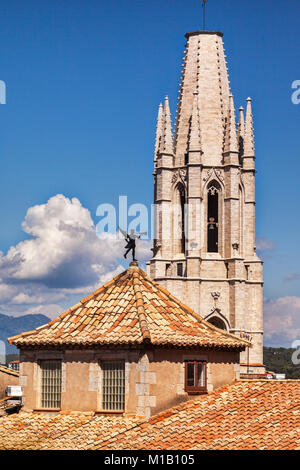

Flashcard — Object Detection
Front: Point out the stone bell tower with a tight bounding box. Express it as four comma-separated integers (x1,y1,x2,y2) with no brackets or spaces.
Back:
147,31,264,374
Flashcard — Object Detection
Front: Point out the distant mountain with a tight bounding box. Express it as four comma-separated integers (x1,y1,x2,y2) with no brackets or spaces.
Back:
0,313,51,355
263,347,300,379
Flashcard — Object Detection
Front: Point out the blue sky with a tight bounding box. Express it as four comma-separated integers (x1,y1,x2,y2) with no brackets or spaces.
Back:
0,0,300,347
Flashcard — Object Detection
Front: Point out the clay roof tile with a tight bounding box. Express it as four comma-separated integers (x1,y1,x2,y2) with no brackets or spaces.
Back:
9,263,249,350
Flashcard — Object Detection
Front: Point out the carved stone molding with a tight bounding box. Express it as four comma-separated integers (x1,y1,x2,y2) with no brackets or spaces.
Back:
211,291,221,301
172,169,187,186
211,291,221,308
207,184,220,195
232,242,239,254
203,167,224,184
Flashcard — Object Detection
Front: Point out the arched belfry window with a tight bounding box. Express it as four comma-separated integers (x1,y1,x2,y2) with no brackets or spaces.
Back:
238,136,244,166
173,182,186,255
178,183,186,254
207,181,220,253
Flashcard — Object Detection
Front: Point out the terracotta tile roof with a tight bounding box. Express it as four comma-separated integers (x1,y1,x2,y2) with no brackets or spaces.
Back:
8,263,249,351
0,365,19,378
103,380,300,451
0,381,299,450
0,412,140,450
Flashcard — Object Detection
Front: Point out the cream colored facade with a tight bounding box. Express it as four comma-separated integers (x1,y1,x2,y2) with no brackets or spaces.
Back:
19,348,239,417
147,31,264,373
0,366,19,399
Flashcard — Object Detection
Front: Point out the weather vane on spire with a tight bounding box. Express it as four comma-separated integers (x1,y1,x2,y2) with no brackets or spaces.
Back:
119,227,147,262
202,0,207,31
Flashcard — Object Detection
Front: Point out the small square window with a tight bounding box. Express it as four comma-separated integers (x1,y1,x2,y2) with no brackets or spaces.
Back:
185,361,207,394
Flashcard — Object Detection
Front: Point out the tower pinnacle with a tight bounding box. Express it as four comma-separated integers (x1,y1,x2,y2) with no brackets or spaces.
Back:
175,30,230,166
224,94,238,154
189,91,202,152
238,106,245,140
159,96,174,155
244,97,255,157
154,102,164,161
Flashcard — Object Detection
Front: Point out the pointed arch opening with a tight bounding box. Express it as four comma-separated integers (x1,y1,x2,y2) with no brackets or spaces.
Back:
238,136,244,166
207,181,221,253
207,316,227,331
239,184,244,257
205,310,230,332
175,183,186,253
172,182,186,255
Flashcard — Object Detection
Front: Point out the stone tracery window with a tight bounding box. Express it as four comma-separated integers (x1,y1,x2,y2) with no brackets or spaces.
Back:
173,182,186,255
207,181,220,253
178,184,186,254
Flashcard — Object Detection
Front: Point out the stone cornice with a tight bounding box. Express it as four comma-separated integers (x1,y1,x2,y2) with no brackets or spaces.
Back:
185,31,224,38
154,276,263,285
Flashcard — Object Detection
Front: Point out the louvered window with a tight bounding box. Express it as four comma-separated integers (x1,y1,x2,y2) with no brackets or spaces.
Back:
40,361,62,409
101,361,125,411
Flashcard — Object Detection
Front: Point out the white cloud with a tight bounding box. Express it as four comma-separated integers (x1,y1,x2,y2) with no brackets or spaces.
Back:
284,273,300,282
0,283,17,302
11,293,35,304
24,304,65,320
0,194,152,320
256,237,276,253
264,296,300,347
0,194,126,288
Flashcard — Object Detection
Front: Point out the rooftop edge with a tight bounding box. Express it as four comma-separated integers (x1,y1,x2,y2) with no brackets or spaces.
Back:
185,30,224,39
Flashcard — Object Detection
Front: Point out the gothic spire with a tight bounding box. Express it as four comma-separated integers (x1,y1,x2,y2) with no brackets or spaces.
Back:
159,96,174,155
188,91,202,152
174,31,230,166
224,94,238,154
244,97,255,157
154,102,164,160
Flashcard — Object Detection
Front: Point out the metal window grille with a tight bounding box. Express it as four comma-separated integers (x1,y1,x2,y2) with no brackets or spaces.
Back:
102,361,125,411
41,361,62,409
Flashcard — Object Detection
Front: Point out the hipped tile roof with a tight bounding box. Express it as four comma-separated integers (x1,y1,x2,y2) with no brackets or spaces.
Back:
8,263,249,351
1,380,299,450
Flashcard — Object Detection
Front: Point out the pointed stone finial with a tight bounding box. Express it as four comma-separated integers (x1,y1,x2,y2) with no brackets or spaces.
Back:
244,97,255,156
154,102,164,160
159,96,174,155
237,106,245,159
189,91,202,152
238,106,245,140
224,94,238,153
